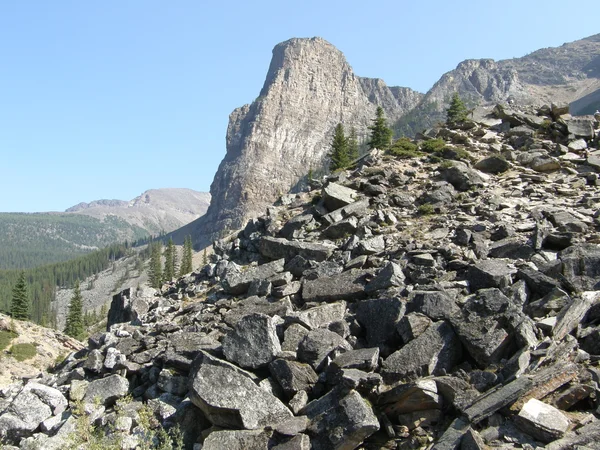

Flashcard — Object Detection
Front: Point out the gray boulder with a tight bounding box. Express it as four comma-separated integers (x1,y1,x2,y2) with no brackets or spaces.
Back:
269,359,318,398
303,389,379,450
297,329,352,371
223,313,281,369
474,156,509,174
467,260,516,291
559,244,600,291
290,302,346,330
382,321,462,383
260,237,336,262
107,287,153,330
322,183,358,211
355,297,405,348
222,259,285,295
515,398,569,443
439,161,486,191
202,429,272,450
407,290,460,321
83,374,129,406
189,352,292,429
364,262,405,292
302,269,371,303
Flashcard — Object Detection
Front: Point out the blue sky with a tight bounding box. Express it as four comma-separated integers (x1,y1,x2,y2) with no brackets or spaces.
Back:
0,1,597,212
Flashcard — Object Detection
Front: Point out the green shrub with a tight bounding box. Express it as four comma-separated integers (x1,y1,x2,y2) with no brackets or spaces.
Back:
9,342,37,361
436,146,472,162
438,160,455,170
417,203,435,215
420,138,445,153
0,329,17,351
388,137,422,159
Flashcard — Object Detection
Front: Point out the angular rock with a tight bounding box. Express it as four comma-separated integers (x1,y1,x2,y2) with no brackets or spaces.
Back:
260,237,336,263
382,321,462,383
407,290,459,321
517,266,561,296
331,348,379,372
379,379,442,417
397,312,432,343
322,217,358,239
559,244,600,291
303,389,379,450
467,260,515,292
364,261,405,292
223,313,281,369
291,301,346,330
189,352,292,429
280,214,315,240
282,323,310,352
302,269,371,303
202,429,272,450
83,374,129,406
439,161,486,191
222,259,285,295
430,418,469,450
474,156,509,174
464,376,533,423
515,398,569,443
322,183,358,211
106,286,153,329
355,297,405,347
269,359,318,398
297,328,352,371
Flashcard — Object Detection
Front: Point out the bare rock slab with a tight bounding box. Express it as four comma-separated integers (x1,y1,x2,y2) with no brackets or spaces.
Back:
515,398,569,443
303,389,379,450
322,183,358,211
260,237,336,263
189,352,292,429
302,269,371,303
382,321,462,384
83,374,129,407
202,429,272,450
223,313,281,369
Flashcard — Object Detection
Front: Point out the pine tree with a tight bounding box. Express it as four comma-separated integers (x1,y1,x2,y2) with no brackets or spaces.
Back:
347,126,359,162
163,238,177,281
148,241,163,288
64,280,84,339
11,272,29,320
329,123,349,171
179,236,194,276
368,107,393,150
446,93,469,124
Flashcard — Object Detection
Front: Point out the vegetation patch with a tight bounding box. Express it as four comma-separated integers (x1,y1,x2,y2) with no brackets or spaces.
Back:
420,138,446,153
9,342,37,361
0,329,18,351
417,203,435,216
388,137,423,159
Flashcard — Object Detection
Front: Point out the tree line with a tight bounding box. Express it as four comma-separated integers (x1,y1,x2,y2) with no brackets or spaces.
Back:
147,236,193,289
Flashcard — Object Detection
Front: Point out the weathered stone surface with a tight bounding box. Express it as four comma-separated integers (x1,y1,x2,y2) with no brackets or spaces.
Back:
439,161,486,191
407,290,459,321
397,312,432,343
260,237,336,262
382,321,462,383
269,359,318,398
515,398,569,443
364,261,405,292
223,259,285,295
157,369,188,396
280,214,315,239
0,387,57,440
322,183,358,211
430,418,469,450
223,313,281,369
355,297,405,347
464,376,533,423
474,155,510,174
189,352,292,429
379,379,442,417
290,301,346,330
202,429,272,450
331,348,379,372
322,217,358,239
302,269,370,303
559,244,600,291
303,389,379,450
297,328,352,371
83,374,129,406
467,260,515,291
106,287,153,329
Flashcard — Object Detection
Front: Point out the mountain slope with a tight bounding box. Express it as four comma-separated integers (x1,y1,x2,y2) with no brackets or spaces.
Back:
395,33,600,135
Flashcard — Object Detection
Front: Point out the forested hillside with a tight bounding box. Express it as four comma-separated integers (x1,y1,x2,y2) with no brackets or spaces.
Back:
0,242,149,325
0,213,148,270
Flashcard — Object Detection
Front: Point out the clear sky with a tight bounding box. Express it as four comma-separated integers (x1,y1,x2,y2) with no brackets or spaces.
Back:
0,1,597,212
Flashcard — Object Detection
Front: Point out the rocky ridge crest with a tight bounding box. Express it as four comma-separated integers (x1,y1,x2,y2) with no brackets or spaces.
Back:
2,103,600,449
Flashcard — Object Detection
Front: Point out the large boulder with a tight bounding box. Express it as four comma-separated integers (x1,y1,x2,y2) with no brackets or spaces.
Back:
189,352,292,429
260,237,336,262
303,389,379,450
297,329,352,371
83,374,129,406
559,244,600,291
439,161,486,191
302,269,371,303
106,287,154,330
382,321,462,383
322,183,358,211
222,259,285,295
355,297,405,348
223,313,281,369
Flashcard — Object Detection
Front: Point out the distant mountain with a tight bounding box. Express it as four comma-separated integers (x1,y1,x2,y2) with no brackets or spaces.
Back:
65,188,211,237
0,188,210,270
394,33,600,135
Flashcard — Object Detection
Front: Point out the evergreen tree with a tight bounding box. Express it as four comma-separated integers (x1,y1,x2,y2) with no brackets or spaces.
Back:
148,241,163,288
179,236,194,276
10,271,29,320
347,126,359,162
202,248,208,266
163,238,177,281
329,123,349,171
64,280,84,339
446,93,469,124
368,107,393,150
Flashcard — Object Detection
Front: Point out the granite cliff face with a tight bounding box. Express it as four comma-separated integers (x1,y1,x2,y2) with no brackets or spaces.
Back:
182,37,421,246
397,33,600,134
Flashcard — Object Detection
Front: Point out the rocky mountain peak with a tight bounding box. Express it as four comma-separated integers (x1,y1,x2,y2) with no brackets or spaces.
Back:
184,37,421,247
